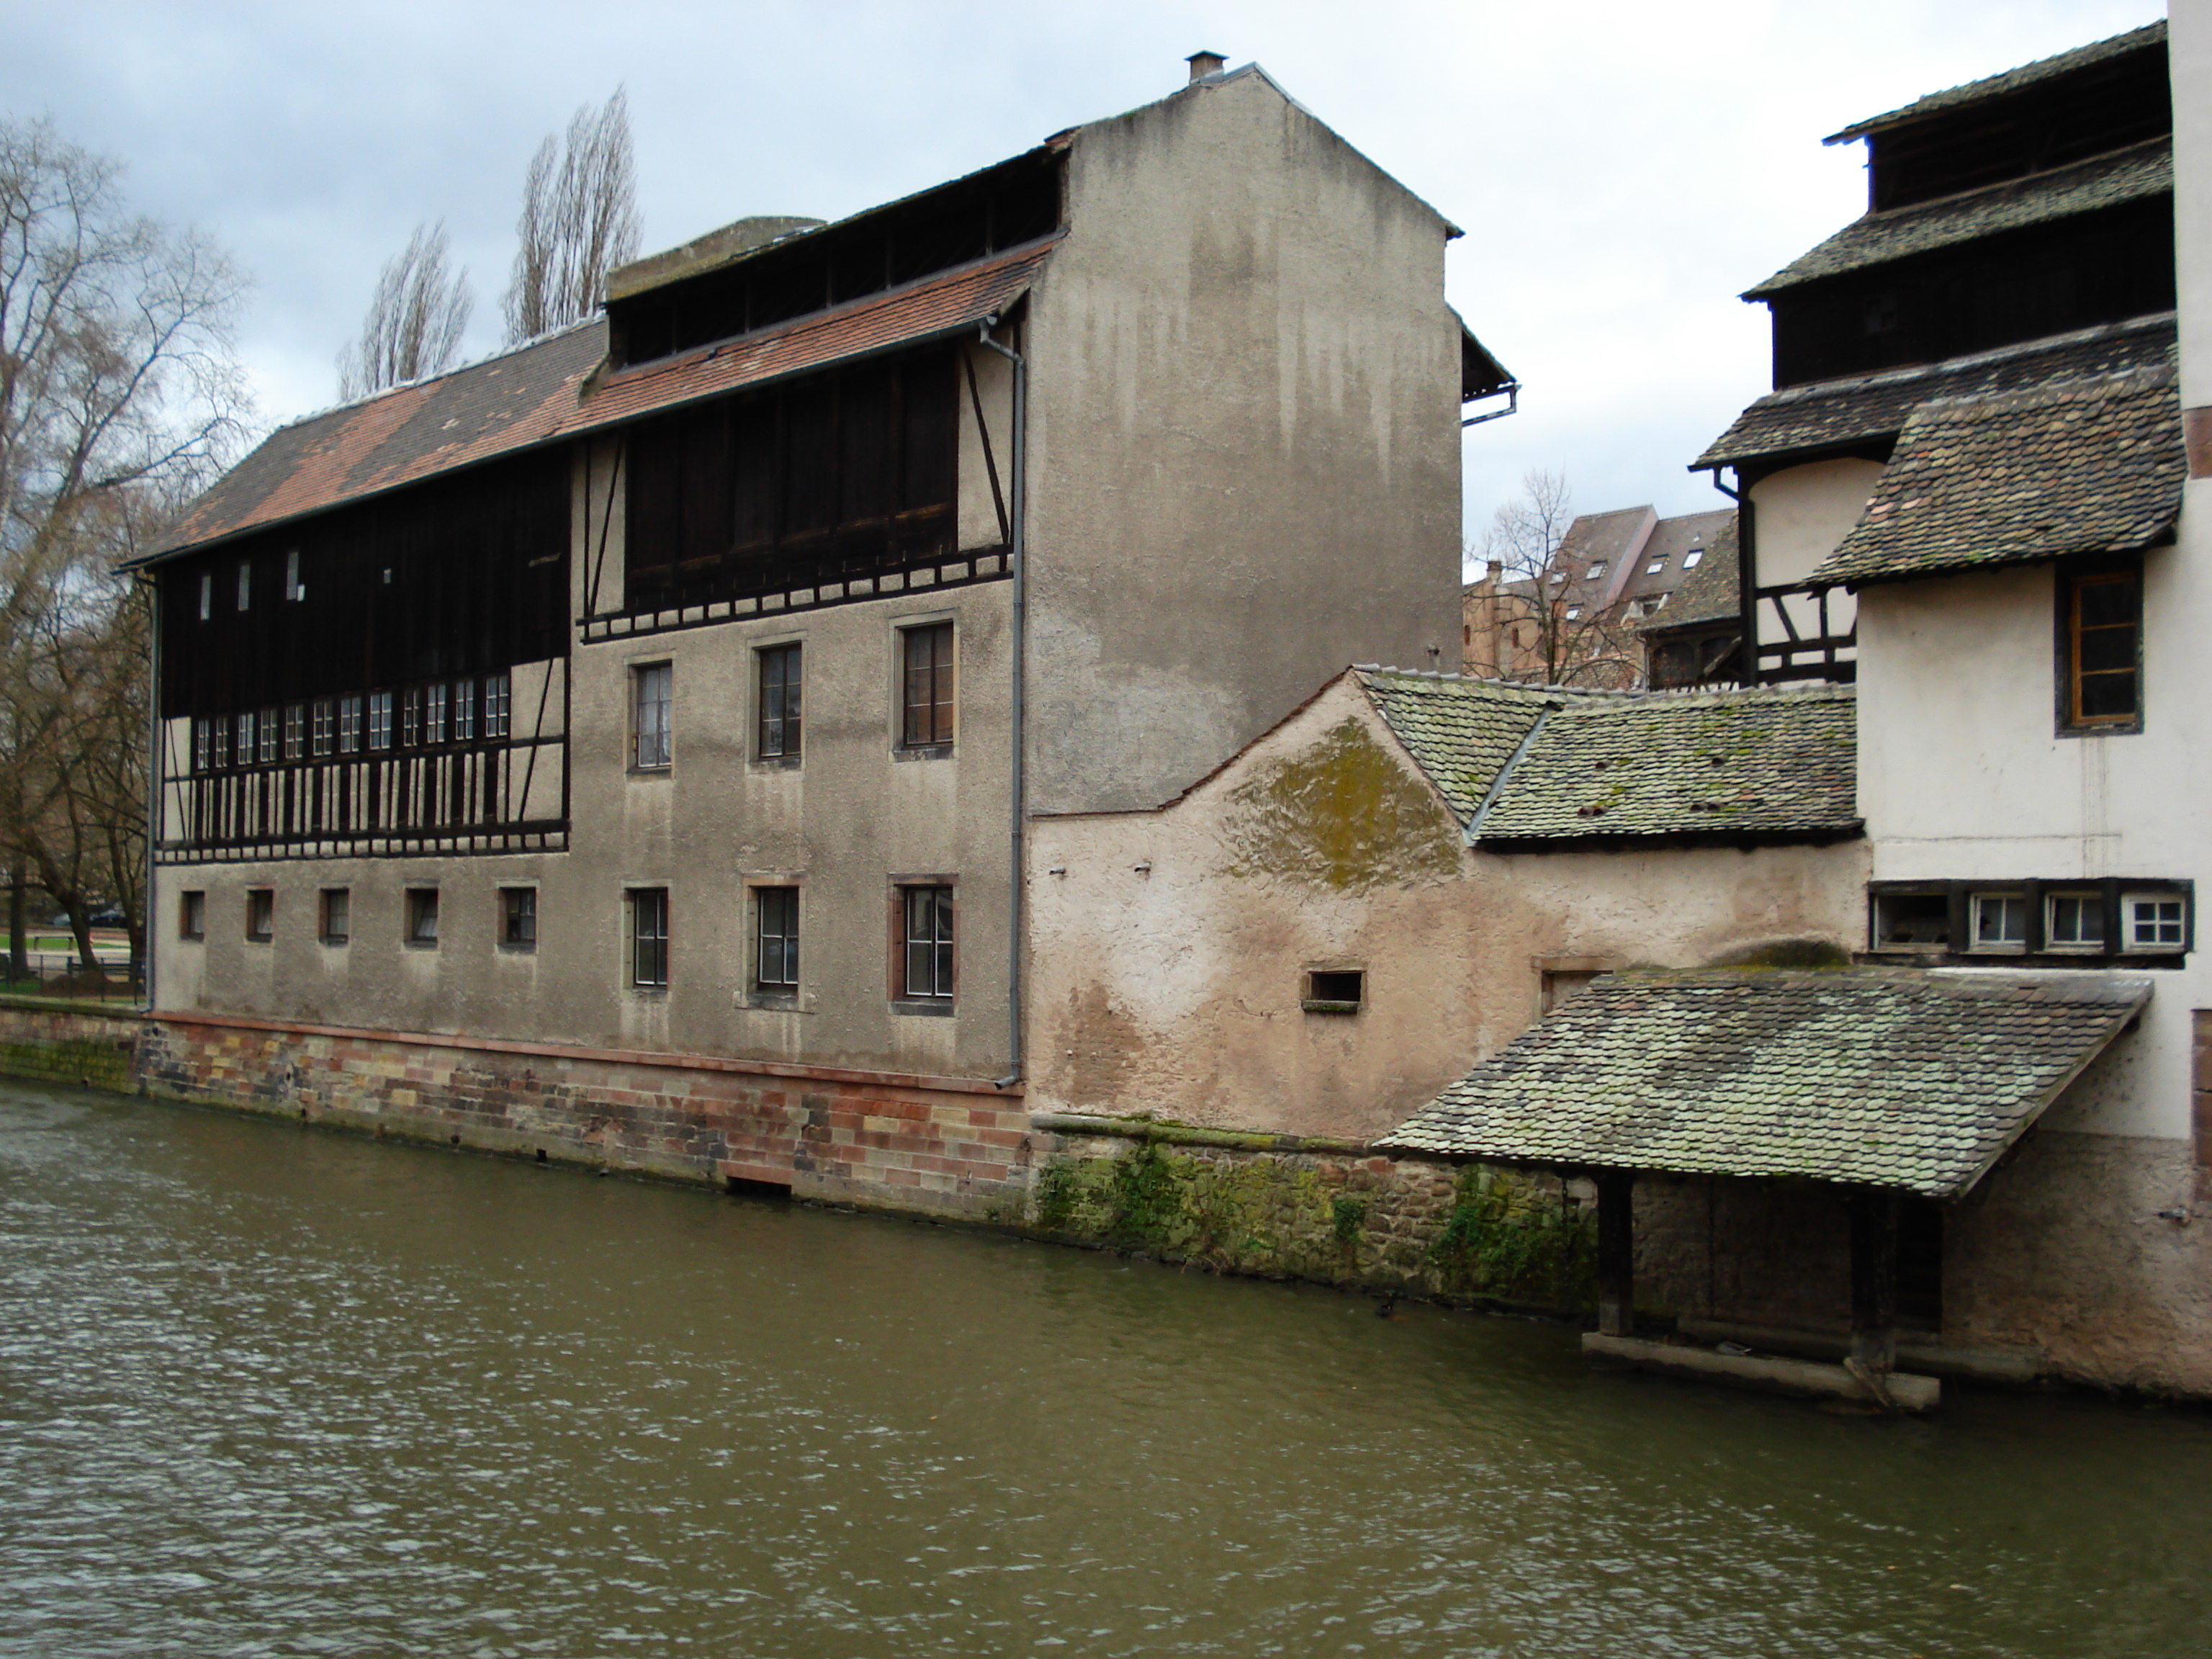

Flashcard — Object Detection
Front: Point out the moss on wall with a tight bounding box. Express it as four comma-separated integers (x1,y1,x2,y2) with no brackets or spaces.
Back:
1028,1134,1593,1311
1225,717,1458,893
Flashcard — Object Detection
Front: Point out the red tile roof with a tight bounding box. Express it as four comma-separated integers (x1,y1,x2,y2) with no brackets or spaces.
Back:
145,238,1056,562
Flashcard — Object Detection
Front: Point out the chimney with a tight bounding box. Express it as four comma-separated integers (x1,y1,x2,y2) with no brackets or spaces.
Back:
1186,50,1226,82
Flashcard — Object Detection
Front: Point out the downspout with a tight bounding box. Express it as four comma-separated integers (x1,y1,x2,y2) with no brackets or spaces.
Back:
976,317,1028,1088
141,573,160,1014
1707,465,1754,686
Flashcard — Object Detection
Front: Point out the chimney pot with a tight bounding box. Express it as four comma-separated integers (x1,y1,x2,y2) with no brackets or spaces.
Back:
1186,50,1226,82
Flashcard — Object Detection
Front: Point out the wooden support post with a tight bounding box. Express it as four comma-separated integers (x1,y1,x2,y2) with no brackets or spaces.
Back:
1848,1189,1901,1373
1595,1169,1636,1337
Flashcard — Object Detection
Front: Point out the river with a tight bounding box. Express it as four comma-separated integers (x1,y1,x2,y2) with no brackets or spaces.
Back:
1,1079,2206,1657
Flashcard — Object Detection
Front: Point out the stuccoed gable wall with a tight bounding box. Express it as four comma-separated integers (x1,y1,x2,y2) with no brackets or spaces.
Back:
1026,675,1869,1141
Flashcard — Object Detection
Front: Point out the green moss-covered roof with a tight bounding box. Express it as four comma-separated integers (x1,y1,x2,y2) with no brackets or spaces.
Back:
1694,313,2174,470
1745,140,2169,300
1352,671,1856,848
1825,22,2166,144
1475,685,1855,845
1352,670,1553,822
1377,969,2151,1196
1812,366,2181,588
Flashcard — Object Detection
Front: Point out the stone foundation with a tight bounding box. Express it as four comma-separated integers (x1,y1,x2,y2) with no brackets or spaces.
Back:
135,1012,1038,1218
0,998,143,1092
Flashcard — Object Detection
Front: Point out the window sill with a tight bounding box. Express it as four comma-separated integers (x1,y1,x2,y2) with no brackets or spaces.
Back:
890,998,956,1017
745,990,803,1011
1301,999,1362,1015
894,746,954,763
320,938,349,948
498,943,537,955
628,765,673,779
404,940,440,951
752,754,801,771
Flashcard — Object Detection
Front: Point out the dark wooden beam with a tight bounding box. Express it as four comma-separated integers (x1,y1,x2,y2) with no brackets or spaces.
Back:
1848,1189,1902,1372
1595,1169,1636,1338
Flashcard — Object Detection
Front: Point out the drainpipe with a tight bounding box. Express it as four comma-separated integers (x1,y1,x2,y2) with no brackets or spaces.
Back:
976,317,1028,1088
1707,466,1754,687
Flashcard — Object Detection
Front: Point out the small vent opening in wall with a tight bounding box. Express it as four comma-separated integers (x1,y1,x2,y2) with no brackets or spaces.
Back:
726,1174,794,1202
1303,969,1364,1013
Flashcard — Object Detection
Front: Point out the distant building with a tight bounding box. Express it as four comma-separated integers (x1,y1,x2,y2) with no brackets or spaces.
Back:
1462,504,1734,687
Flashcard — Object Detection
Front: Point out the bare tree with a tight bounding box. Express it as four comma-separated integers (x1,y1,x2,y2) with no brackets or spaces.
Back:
336,220,472,400
0,116,248,978
503,86,642,345
1462,470,1640,688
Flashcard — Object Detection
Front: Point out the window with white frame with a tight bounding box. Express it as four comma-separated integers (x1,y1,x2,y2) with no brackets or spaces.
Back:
2046,891,2104,950
1970,892,2027,952
632,663,672,768
2126,893,2188,951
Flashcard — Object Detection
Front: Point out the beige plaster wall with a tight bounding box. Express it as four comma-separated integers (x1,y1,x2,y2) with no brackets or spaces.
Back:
1022,69,1465,815
2174,0,2212,411
1026,675,1869,1139
1748,459,1875,651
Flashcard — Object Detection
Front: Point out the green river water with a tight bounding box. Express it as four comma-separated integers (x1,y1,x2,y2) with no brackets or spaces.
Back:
1,1080,2207,1657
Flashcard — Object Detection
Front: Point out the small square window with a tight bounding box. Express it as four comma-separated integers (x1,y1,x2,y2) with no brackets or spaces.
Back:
246,889,274,942
1645,557,1667,575
1873,892,1949,950
320,889,350,945
758,643,802,760
405,888,439,945
630,888,669,988
1547,570,1567,585
2125,893,2187,952
1970,893,2026,952
632,663,671,768
1565,605,1583,621
500,886,537,950
1303,968,1364,1013
901,624,955,750
1683,547,1704,569
1586,561,1608,580
898,885,954,1000
2046,892,2104,951
756,886,799,989
179,890,206,940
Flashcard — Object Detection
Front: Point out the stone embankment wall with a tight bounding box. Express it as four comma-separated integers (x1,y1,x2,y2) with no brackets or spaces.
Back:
0,999,142,1092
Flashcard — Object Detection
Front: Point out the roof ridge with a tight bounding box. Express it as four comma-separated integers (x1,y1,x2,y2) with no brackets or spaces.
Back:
267,317,605,436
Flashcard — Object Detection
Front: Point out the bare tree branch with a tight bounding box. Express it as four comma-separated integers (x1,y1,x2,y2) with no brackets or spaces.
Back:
0,114,247,976
336,220,472,400
1462,469,1642,690
502,86,642,344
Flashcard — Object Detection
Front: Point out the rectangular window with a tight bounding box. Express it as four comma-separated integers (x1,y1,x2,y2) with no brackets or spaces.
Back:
899,885,954,1000
284,549,303,601
338,695,363,755
258,708,279,765
901,624,954,749
402,687,423,748
284,703,306,760
197,573,212,621
1872,891,1950,950
405,887,439,945
485,672,511,739
758,643,802,759
319,888,349,945
234,711,255,763
1303,968,1365,1013
426,682,449,746
368,691,393,751
1683,547,1705,568
454,678,477,741
632,663,672,768
2063,564,2141,730
756,886,799,989
179,890,205,940
1970,892,2027,952
192,718,213,774
236,562,251,611
2046,891,2105,950
2126,893,2188,951
500,886,537,950
630,888,669,988
312,700,335,757
1645,557,1667,575
1586,561,1607,580
246,888,274,942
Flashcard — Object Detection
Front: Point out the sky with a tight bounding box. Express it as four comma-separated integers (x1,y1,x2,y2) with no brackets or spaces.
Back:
1,0,2164,552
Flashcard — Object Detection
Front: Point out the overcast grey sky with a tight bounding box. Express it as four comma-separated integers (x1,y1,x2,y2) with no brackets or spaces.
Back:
1,0,2163,544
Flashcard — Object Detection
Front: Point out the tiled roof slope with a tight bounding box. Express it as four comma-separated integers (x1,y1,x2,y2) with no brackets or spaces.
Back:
1353,672,1856,845
1826,22,2167,143
1694,312,2175,469
1476,684,1855,843
1637,513,1739,630
1813,367,2182,588
1745,140,2170,299
1377,969,2151,1197
1353,670,1552,822
145,242,1053,561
